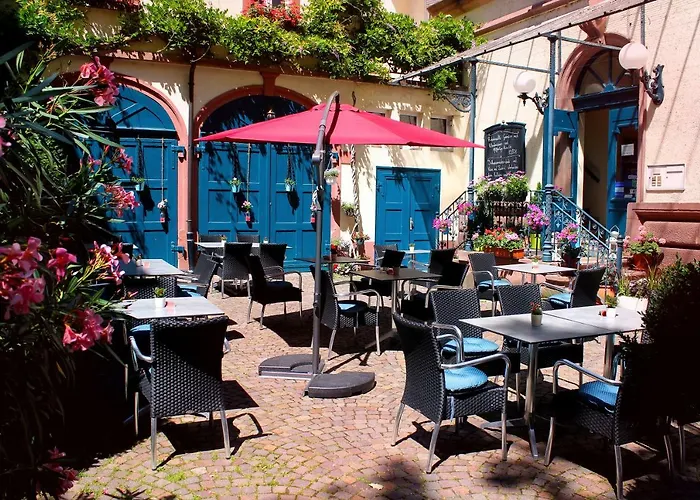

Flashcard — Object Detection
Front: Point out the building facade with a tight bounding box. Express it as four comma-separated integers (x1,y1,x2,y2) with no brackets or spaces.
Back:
426,0,700,262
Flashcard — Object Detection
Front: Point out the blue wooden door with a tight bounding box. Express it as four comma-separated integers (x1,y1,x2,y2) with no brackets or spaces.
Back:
91,86,179,263
198,96,326,270
376,167,441,264
607,105,638,234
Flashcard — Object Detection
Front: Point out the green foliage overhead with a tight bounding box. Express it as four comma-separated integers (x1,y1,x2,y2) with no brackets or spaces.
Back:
10,0,481,97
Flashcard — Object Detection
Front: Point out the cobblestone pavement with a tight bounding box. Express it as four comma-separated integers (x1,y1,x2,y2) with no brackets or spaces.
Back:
69,274,700,499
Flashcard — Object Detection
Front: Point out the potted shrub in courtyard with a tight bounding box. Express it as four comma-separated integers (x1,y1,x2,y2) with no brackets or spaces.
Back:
555,223,582,270
154,287,166,308
352,231,369,247
523,204,549,251
531,301,543,326
284,178,295,192
504,171,529,202
531,256,540,268
624,225,664,271
432,216,452,234
229,177,242,193
341,202,355,217
604,294,618,319
324,167,339,185
241,200,253,222
131,176,146,192
473,228,524,260
330,238,340,255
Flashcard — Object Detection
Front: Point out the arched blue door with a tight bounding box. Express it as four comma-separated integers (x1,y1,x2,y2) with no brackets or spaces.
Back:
97,87,180,263
198,95,327,270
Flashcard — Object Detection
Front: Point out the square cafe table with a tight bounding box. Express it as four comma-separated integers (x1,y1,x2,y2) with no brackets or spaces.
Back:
120,258,185,277
493,263,576,284
543,305,645,378
116,296,225,320
461,313,608,458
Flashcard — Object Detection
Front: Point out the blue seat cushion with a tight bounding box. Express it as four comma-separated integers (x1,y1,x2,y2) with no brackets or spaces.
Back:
548,292,572,308
477,278,511,292
338,300,368,316
444,366,488,392
180,289,203,298
130,324,151,335
443,337,499,356
578,381,619,413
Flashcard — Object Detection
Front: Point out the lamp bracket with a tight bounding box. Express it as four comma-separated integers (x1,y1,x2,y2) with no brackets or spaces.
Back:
518,88,549,115
642,64,664,105
443,89,473,112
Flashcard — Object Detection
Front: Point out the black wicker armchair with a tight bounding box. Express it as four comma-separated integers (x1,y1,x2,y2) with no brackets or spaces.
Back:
399,262,468,322
545,356,674,499
237,233,260,244
246,254,302,328
178,255,218,298
259,243,287,277
352,248,406,302
543,266,606,309
392,314,510,473
311,266,383,358
198,233,224,258
219,242,253,298
129,316,231,470
468,252,512,316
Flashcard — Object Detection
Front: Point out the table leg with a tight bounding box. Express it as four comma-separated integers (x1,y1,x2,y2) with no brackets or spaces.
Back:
524,343,540,458
603,333,616,378
390,280,398,328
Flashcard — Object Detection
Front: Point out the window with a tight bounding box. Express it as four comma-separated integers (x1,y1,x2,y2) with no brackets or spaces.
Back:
368,110,386,118
399,114,418,126
430,117,448,135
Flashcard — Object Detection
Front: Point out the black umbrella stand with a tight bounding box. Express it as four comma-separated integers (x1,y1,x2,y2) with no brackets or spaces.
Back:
257,91,375,398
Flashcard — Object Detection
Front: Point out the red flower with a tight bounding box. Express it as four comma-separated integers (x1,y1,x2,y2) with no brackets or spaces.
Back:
79,56,119,107
48,247,77,282
63,308,113,351
104,183,140,216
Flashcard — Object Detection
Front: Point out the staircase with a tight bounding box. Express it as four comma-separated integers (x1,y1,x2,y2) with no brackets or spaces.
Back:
436,191,468,249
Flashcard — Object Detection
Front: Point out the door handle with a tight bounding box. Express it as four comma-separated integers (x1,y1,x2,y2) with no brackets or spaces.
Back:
409,217,414,230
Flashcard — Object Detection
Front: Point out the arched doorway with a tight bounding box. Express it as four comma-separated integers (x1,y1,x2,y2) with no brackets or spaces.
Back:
198,94,324,269
575,50,639,233
92,85,180,263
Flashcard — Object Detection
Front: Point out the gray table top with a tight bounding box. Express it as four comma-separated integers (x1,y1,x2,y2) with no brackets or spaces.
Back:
115,296,225,320
298,256,369,264
543,305,644,333
400,249,432,255
461,313,609,344
350,268,441,282
494,263,577,275
121,258,184,277
197,242,291,249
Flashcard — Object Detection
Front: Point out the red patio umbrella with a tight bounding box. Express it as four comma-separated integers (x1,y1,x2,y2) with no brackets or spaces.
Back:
196,93,481,397
197,102,483,149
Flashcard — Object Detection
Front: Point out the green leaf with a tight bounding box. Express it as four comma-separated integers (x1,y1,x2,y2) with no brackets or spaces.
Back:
0,43,34,67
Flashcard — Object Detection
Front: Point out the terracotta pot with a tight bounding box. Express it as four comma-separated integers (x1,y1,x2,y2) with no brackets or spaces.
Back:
510,249,525,260
632,253,657,271
597,285,616,305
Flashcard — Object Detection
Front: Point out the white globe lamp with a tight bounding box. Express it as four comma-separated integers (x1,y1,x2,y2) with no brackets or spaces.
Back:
619,42,648,70
513,71,537,95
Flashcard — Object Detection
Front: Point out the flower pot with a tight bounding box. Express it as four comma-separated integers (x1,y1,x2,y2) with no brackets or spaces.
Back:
310,215,316,224
617,295,648,313
325,177,337,185
285,184,293,192
597,285,616,304
408,245,415,252
529,234,541,251
135,259,143,267
531,261,539,269
510,249,525,260
245,213,251,222
355,239,364,246
606,307,617,320
632,253,657,271
231,185,240,193
531,313,543,327
154,297,166,309
135,183,145,192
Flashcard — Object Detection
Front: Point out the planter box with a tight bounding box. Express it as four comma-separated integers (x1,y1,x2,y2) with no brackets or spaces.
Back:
617,295,648,313
484,247,525,264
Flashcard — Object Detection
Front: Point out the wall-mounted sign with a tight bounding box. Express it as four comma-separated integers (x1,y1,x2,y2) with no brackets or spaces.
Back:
621,143,635,156
483,122,526,179
646,164,685,191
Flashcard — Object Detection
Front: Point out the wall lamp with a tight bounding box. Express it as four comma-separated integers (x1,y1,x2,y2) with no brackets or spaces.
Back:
266,108,276,120
618,42,664,105
513,71,548,115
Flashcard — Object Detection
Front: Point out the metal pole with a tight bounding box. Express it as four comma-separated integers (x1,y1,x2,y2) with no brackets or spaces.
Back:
542,36,557,262
468,59,477,203
310,92,340,375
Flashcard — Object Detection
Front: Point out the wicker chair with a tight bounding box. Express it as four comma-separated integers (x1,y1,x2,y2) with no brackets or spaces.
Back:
311,266,383,357
399,262,468,322
129,316,231,470
392,313,510,473
246,255,302,328
496,284,584,400
219,242,253,298
543,266,606,309
259,243,287,277
237,233,260,244
178,255,219,298
545,355,674,499
124,276,179,300
409,248,456,274
468,252,512,316
198,234,224,258
352,248,406,302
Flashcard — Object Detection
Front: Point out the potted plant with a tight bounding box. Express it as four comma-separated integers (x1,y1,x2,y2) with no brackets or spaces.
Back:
457,200,475,217
330,238,340,255
241,200,253,222
624,225,665,271
229,177,242,193
157,199,168,223
324,167,339,185
531,301,543,326
220,234,227,242
555,223,582,270
472,228,524,260
408,242,415,252
523,204,549,251
352,231,369,246
432,217,452,234
131,176,146,192
598,263,618,304
134,254,144,267
154,287,166,309
531,256,540,269
284,178,295,192
604,294,618,319
310,203,317,224
504,171,529,203
341,202,356,217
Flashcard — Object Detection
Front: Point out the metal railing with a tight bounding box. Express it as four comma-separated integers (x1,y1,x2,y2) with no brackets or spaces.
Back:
436,191,468,249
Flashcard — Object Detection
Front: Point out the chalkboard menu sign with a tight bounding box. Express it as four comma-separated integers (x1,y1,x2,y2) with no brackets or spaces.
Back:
484,122,526,179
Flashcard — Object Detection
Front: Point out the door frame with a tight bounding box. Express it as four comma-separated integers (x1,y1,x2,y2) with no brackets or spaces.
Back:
607,105,639,233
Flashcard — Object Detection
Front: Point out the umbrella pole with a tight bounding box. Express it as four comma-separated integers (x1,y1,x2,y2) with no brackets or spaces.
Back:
311,91,340,375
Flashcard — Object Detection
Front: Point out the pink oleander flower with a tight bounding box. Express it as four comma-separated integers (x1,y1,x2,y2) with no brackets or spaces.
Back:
0,237,43,277
47,247,77,282
42,448,78,497
104,184,140,216
63,307,113,351
457,201,475,216
0,115,5,129
5,277,46,318
115,148,133,175
658,238,666,245
90,242,125,284
79,56,119,106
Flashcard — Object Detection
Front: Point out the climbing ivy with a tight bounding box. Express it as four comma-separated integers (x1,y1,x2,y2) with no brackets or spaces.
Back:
9,0,482,98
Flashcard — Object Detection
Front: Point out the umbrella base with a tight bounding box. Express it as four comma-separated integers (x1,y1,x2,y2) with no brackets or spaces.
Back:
258,354,322,380
305,372,375,399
